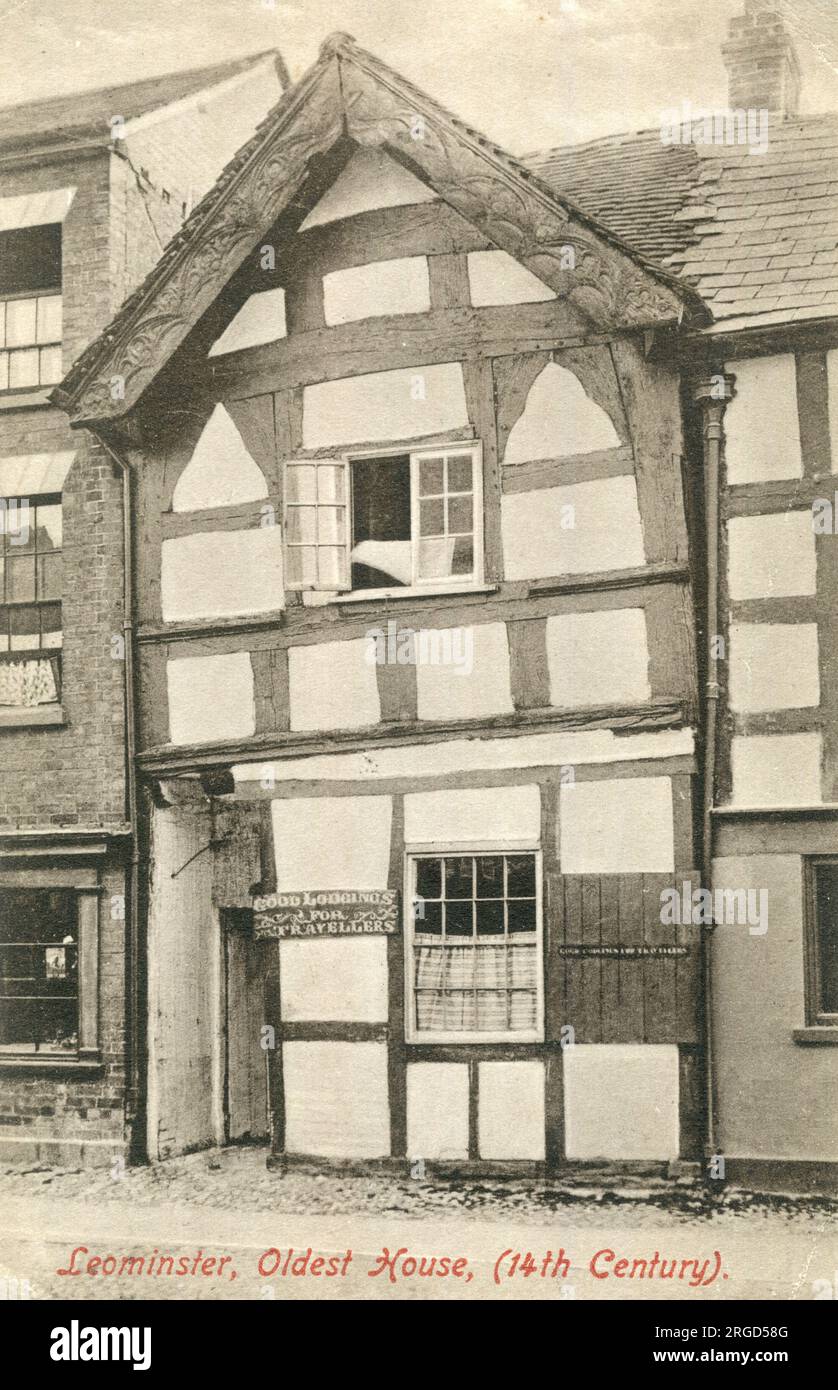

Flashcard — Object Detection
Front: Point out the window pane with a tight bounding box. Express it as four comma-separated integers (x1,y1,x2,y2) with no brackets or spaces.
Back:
318,546,347,589
286,506,316,544
5,298,36,347
35,502,62,550
476,856,503,898
12,500,35,551
285,465,316,503
8,348,39,388
417,536,456,580
316,464,345,504
418,457,444,495
476,900,504,935
6,555,35,602
447,455,473,492
414,900,442,936
507,855,536,897
445,901,473,936
40,603,62,648
419,497,444,537
447,495,473,534
317,506,343,545
415,857,442,900
815,865,838,1014
37,552,62,600
36,295,62,344
39,346,62,384
445,857,473,899
477,992,507,1031
507,899,537,934
451,536,474,576
9,604,38,649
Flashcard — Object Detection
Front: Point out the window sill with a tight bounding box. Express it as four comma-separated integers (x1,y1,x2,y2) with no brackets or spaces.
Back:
0,1054,103,1075
325,582,498,606
0,705,65,729
0,387,53,411
793,1027,838,1046
407,1033,543,1046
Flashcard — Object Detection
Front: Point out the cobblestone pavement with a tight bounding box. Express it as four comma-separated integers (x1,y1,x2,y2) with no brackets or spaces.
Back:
2,1147,837,1301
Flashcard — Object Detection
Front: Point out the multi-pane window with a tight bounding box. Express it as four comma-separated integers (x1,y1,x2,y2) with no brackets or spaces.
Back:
0,495,62,707
283,443,483,593
407,851,542,1041
0,889,78,1053
806,860,838,1024
0,223,62,390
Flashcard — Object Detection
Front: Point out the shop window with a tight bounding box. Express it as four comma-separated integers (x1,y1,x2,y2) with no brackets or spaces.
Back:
283,443,483,593
406,851,543,1042
0,494,62,708
0,224,63,390
0,889,78,1053
805,859,838,1025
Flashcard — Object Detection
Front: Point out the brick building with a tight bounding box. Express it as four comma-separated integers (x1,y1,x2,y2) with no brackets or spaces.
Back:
0,51,285,1165
49,4,838,1190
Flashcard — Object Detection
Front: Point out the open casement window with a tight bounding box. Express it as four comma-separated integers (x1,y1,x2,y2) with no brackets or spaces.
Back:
282,443,483,593
0,494,62,708
405,850,543,1043
804,859,838,1027
0,224,63,391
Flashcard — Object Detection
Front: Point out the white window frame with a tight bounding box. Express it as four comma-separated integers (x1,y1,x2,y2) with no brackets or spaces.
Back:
404,845,544,1045
282,440,484,597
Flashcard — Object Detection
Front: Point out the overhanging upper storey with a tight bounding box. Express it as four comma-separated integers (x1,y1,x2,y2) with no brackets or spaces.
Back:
53,33,706,430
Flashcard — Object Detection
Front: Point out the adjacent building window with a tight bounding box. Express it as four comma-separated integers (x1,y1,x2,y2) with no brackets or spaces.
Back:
0,223,63,390
283,443,483,593
0,889,78,1053
805,860,838,1025
0,494,62,707
406,850,543,1042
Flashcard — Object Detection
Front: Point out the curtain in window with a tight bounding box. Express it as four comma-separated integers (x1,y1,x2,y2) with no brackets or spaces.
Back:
0,656,58,706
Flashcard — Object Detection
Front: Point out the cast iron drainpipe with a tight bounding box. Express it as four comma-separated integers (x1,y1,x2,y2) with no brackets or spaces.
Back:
92,431,142,1141
694,374,734,1172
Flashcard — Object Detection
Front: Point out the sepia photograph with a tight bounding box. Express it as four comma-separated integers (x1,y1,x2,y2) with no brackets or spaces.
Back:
0,0,837,1359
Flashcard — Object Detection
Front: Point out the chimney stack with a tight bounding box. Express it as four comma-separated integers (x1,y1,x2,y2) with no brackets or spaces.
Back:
722,1,801,116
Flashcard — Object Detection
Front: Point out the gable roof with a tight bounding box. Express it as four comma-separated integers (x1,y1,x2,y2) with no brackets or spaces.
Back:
526,110,838,334
0,51,286,158
54,33,702,430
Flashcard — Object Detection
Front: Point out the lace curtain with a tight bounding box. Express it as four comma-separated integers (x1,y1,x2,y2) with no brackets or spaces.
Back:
0,657,59,708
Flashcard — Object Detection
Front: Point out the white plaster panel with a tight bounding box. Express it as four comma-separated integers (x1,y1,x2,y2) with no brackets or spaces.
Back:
299,147,438,230
161,527,284,621
828,348,838,472
288,638,381,731
504,361,621,463
283,1042,390,1157
726,511,816,600
323,256,430,325
729,623,820,713
406,1063,470,1160
172,403,268,511
546,609,651,708
467,250,556,306
560,777,674,873
302,364,469,449
271,795,392,890
564,1045,680,1160
404,783,541,846
731,733,822,807
279,937,388,1023
235,727,694,788
167,652,255,745
724,354,802,483
478,1061,545,1160
414,622,514,722
208,288,286,356
502,476,645,580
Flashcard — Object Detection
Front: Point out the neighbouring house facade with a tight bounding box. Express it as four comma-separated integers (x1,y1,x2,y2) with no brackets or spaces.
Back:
53,4,838,1189
0,52,286,1165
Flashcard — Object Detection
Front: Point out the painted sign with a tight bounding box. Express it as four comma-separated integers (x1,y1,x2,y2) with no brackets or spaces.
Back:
253,888,399,939
557,944,688,959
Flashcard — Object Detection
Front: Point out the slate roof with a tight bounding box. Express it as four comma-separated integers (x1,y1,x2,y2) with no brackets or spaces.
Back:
0,51,286,157
525,111,838,332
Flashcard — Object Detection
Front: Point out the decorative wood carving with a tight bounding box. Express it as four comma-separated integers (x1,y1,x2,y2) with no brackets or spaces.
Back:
56,35,699,428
